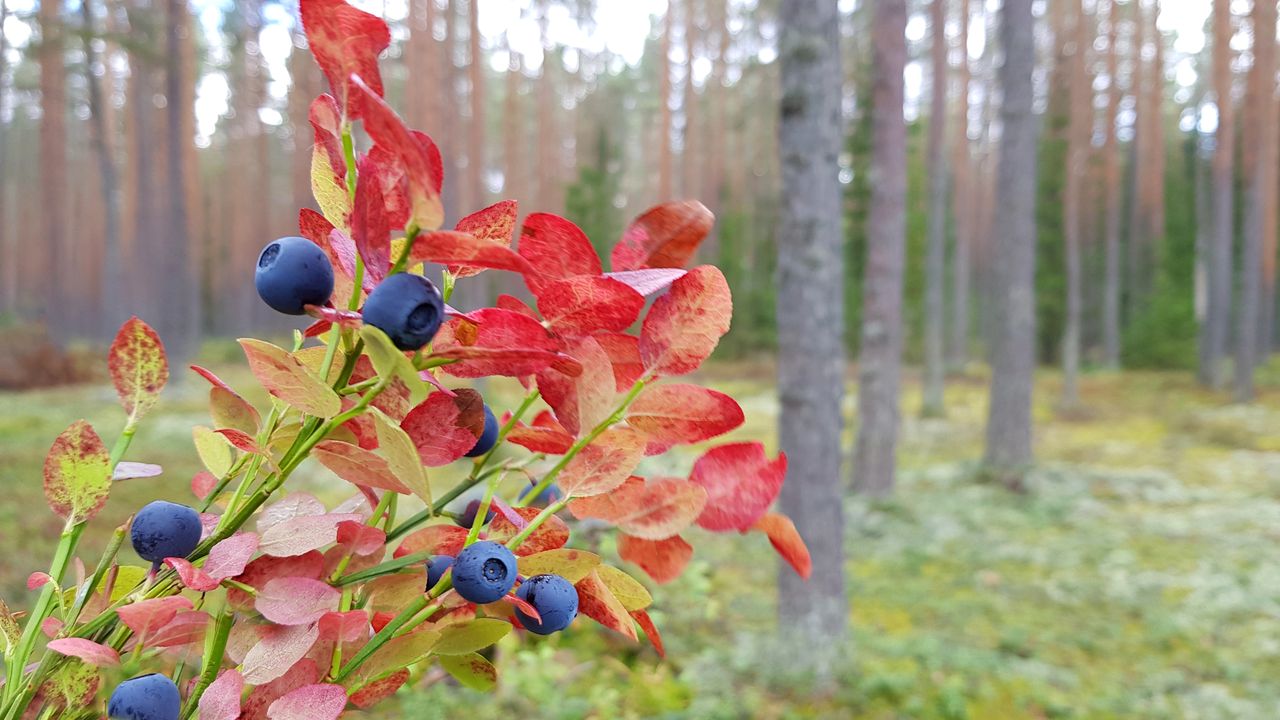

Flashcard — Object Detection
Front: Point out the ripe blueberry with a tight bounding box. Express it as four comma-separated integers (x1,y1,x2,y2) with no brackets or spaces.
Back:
426,554,454,592
451,540,517,604
454,499,495,529
464,405,499,458
130,501,202,564
107,673,181,720
514,574,579,635
519,482,563,507
254,236,335,315
361,273,444,351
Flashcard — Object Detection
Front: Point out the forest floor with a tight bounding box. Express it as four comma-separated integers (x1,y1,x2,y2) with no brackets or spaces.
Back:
2,347,1280,719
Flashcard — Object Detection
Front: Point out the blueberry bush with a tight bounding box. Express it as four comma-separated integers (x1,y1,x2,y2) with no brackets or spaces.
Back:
0,1,810,717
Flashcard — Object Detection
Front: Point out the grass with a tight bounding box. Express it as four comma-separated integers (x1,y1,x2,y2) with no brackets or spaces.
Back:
3,347,1280,718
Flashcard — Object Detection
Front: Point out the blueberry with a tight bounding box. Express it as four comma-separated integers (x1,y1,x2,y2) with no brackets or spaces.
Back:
451,541,517,604
464,405,500,458
514,574,579,635
361,273,444,351
518,483,563,507
454,499,496,529
107,673,181,720
426,554,454,592
130,501,202,564
254,236,335,315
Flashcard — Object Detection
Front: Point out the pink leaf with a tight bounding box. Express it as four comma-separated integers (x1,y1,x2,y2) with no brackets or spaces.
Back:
40,617,63,638
164,558,218,592
257,578,341,626
611,200,714,271
335,521,386,556
227,552,325,612
259,513,363,557
407,230,534,276
27,572,52,590
242,623,321,686
352,154,391,284
689,442,787,532
116,596,193,639
214,428,266,455
148,610,209,647
638,265,733,376
400,388,487,466
258,494,327,533
450,200,519,277
191,471,218,500
351,78,445,231
108,316,169,421
204,532,260,581
198,669,244,720
603,268,688,296
46,639,120,667
266,683,348,720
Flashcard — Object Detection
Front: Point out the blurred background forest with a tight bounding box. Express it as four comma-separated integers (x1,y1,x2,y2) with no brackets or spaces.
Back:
8,0,1280,717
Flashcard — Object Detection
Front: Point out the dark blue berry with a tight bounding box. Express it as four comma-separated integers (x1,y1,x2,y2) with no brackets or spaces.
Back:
254,236,334,315
455,499,495,529
426,554,454,592
361,273,444,351
107,674,181,720
519,483,563,507
514,574,579,635
464,405,500,458
451,541,517,604
130,501,202,564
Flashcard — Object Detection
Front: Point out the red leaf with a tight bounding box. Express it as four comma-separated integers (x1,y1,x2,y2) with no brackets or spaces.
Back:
189,364,236,393
627,384,744,445
505,410,574,455
752,512,812,580
393,524,469,559
611,200,714,271
257,578,341,626
558,427,645,497
147,609,209,647
336,520,386,556
28,572,52,590
164,558,218,592
318,610,369,643
259,513,364,557
504,591,542,624
638,265,732,376
116,596,193,639
618,533,693,584
304,305,363,331
349,669,409,709
299,0,390,118
536,336,615,436
486,507,570,556
351,77,445,230
536,276,645,336
239,339,342,418
241,659,319,720
43,420,112,524
267,683,347,720
228,552,326,612
312,441,413,495
569,477,706,540
214,428,266,455
352,154,392,284
630,609,666,658
365,144,412,229
301,209,355,295
574,570,637,641
432,308,564,378
400,388,486,466
108,316,169,422
242,624,321,686
495,293,540,320
518,213,602,294
198,669,243,720
603,268,688,296
594,333,644,391
46,639,120,667
450,200,519,277
689,443,787,532
407,230,534,276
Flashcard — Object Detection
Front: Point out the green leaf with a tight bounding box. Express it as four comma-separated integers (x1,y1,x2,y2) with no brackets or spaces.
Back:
432,618,510,655
438,652,497,691
343,629,440,690
518,549,602,584
596,565,652,611
360,326,427,405
108,316,169,424
43,420,112,524
63,565,148,609
193,425,234,477
370,408,431,506
0,597,20,654
239,338,342,418
312,145,352,231
41,658,101,708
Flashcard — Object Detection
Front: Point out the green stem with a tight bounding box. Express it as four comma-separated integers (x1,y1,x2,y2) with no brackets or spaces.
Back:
333,593,434,684
108,423,136,467
388,226,421,276
179,608,234,720
505,498,570,550
334,550,433,587
65,523,127,629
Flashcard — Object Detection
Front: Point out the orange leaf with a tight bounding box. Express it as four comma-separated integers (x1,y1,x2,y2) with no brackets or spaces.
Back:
753,512,812,580
569,477,706,540
612,200,714,271
617,533,693,584
312,441,413,495
558,427,645,497
451,200,519,277
574,570,637,641
630,608,666,658
639,265,732,376
627,384,744,445
486,507,570,556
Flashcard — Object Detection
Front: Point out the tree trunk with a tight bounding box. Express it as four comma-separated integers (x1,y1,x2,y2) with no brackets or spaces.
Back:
776,0,847,674
0,0,12,315
1061,0,1087,408
162,0,199,361
658,8,674,201
1125,0,1147,322
466,0,486,214
922,0,947,418
853,0,905,497
39,0,67,335
1203,0,1235,389
1101,0,1122,368
1236,0,1274,401
984,0,1037,489
681,0,698,198
948,0,971,371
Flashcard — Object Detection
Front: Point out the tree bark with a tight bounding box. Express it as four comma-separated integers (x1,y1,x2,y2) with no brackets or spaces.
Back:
681,0,698,198
948,0,971,371
161,0,199,360
853,0,905,496
922,0,947,417
776,0,847,673
1236,0,1274,401
1203,0,1235,389
1101,0,1122,368
466,0,485,214
984,0,1037,489
39,0,67,335
658,8,674,201
1061,0,1087,408
0,0,13,315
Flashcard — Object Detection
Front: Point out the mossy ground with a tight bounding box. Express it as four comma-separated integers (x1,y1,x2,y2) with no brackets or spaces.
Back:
2,346,1279,719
